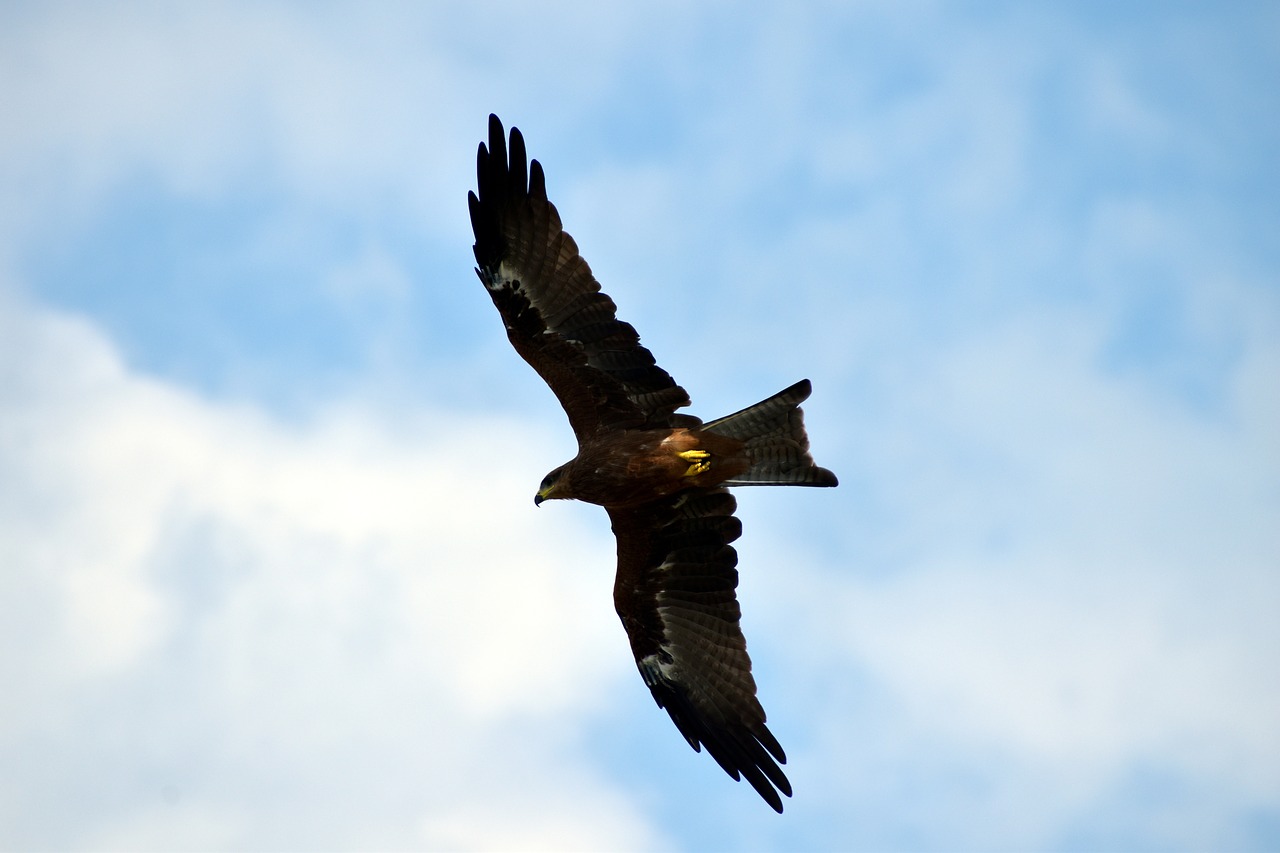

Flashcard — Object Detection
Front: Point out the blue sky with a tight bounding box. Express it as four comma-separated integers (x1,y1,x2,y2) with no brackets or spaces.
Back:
2,2,1278,850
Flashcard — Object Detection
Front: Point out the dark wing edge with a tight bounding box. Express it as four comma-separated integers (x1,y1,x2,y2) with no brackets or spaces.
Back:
468,114,697,437
609,491,791,813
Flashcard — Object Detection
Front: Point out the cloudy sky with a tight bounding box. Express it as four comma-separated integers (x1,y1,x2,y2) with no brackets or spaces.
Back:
2,2,1277,850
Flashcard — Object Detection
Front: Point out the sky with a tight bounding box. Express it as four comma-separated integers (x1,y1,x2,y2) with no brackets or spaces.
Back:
1,2,1278,850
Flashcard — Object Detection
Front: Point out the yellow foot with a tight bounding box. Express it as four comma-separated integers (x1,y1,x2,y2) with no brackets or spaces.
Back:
677,449,712,477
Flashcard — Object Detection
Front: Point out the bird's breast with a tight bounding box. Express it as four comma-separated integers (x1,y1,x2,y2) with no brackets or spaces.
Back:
567,428,748,508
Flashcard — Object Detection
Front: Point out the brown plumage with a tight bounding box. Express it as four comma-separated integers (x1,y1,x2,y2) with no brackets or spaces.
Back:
468,114,837,813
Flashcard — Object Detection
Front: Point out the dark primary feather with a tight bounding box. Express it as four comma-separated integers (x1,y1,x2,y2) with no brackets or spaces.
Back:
610,491,792,813
468,114,695,438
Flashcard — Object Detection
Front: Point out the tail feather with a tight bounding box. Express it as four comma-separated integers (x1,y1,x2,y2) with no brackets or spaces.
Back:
703,380,838,487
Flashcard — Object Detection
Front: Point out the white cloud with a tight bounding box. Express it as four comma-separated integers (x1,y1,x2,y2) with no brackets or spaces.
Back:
0,291,667,848
749,292,1280,847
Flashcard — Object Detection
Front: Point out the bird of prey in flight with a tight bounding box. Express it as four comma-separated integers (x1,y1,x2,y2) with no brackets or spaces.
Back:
468,114,838,812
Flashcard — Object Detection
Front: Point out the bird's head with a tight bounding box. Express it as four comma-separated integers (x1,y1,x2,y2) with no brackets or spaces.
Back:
534,464,571,506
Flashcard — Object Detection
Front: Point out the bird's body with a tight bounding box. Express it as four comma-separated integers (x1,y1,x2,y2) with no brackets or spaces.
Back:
468,115,837,812
538,426,748,507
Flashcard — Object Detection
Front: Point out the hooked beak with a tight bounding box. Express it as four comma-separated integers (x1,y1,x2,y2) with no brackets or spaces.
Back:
535,472,563,506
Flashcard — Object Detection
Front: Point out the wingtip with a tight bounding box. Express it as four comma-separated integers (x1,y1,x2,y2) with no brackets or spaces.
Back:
529,158,546,200
640,657,794,814
508,124,527,197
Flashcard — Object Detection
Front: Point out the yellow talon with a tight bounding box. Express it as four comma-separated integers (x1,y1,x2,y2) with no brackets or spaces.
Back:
677,449,712,477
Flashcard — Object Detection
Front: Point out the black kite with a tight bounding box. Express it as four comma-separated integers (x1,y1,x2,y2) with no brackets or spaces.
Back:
468,115,837,812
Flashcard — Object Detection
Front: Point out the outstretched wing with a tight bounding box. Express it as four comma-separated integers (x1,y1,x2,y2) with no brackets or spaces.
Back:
609,491,791,812
469,114,695,438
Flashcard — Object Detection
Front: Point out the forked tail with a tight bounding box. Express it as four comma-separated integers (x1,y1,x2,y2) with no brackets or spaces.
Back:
701,379,839,487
